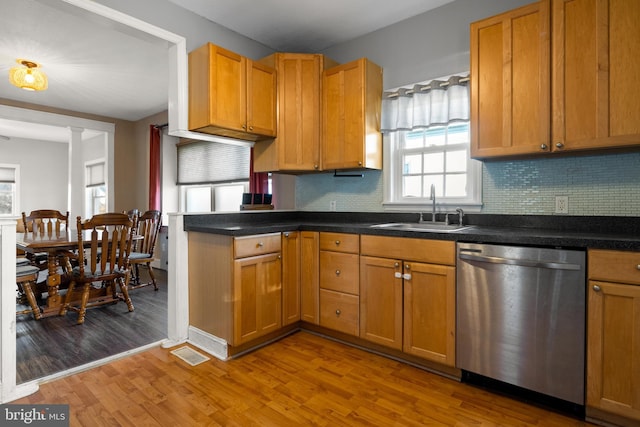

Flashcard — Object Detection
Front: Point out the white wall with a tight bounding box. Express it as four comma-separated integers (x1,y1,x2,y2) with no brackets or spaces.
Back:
0,137,68,215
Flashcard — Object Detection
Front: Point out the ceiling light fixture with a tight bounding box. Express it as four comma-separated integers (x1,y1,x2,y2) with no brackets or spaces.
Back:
9,59,48,91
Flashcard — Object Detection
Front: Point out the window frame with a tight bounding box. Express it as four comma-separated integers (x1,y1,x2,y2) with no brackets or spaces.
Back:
0,164,19,217
180,181,250,213
84,159,107,218
382,123,482,212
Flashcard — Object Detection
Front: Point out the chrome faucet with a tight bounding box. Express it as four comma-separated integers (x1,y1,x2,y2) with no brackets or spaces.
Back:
456,207,464,226
430,183,436,222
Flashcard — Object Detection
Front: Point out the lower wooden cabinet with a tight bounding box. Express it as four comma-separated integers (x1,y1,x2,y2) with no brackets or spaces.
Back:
403,262,456,366
587,249,640,424
281,231,300,326
360,235,456,366
359,256,403,350
300,231,320,324
233,253,282,345
319,232,360,335
188,232,282,347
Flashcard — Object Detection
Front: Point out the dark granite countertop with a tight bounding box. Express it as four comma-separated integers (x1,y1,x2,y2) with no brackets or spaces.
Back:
183,211,640,251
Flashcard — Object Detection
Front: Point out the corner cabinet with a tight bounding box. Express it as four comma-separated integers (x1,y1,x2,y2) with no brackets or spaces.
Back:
253,53,338,172
188,42,277,141
300,231,320,324
471,0,640,159
322,58,383,170
587,249,640,426
360,235,456,366
281,231,301,326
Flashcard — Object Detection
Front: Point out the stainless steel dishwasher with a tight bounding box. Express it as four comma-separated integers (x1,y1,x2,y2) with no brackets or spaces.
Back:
456,242,586,407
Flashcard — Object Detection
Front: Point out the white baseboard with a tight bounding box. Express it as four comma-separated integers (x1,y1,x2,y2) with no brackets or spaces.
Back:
187,326,228,361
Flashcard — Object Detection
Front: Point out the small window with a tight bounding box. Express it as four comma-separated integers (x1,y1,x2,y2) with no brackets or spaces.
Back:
0,164,19,216
182,182,250,213
85,161,106,217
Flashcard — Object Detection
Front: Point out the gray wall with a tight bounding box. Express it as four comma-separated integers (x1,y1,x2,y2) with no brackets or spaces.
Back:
297,0,640,216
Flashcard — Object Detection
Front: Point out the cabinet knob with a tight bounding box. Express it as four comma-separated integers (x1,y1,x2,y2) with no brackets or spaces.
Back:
540,144,548,150
555,142,564,149
242,124,246,129
593,285,601,292
249,126,254,131
335,309,341,316
636,264,640,271
335,240,340,246
314,164,319,169
284,232,289,238
358,161,362,166
335,270,341,276
394,262,399,268
257,242,264,247
405,264,410,270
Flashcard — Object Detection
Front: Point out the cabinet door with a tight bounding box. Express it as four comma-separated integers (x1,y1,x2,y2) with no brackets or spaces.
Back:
470,0,551,158
247,59,277,137
360,256,403,350
279,54,322,170
552,0,640,152
300,231,319,324
403,262,456,366
282,231,300,326
587,280,640,421
323,58,382,170
189,43,246,134
233,253,282,345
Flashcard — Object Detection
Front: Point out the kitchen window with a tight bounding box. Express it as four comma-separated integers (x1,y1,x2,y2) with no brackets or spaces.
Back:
382,74,482,211
0,164,19,216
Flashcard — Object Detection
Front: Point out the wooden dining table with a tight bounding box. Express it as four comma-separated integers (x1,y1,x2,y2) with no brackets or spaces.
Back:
16,229,140,318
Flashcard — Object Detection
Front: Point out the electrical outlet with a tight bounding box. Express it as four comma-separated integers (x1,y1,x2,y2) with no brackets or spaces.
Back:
555,196,569,214
329,200,337,211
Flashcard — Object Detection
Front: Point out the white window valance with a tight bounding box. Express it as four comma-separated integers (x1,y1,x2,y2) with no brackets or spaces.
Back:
381,74,470,133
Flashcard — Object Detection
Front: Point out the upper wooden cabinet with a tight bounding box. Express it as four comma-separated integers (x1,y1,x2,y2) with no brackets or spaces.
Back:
471,0,640,159
253,53,338,173
322,58,383,170
188,43,277,141
470,1,551,158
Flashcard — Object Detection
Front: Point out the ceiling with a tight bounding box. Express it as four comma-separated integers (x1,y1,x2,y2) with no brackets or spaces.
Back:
0,0,453,142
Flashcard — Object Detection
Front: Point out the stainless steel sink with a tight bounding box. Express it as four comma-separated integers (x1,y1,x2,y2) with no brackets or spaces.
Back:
370,222,474,233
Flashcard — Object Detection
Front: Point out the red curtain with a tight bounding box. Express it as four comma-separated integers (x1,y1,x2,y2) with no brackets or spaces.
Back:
149,125,161,211
249,147,268,194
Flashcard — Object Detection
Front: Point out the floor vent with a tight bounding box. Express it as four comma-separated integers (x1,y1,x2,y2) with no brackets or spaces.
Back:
170,346,210,366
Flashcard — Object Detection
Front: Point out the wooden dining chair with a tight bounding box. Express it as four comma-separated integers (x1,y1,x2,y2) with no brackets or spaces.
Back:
21,210,70,269
129,210,162,290
59,213,135,325
16,264,42,320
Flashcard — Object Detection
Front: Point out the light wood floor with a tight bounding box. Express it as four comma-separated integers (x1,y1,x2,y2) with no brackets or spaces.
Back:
13,331,596,426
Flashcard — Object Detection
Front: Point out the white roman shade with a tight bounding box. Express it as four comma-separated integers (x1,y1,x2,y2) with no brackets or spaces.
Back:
177,140,250,185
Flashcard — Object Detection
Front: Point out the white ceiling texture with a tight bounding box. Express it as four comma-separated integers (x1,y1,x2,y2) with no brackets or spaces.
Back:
0,0,453,142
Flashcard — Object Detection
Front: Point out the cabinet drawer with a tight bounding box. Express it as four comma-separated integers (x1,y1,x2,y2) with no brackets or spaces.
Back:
360,235,455,266
589,249,640,285
234,233,281,259
320,289,359,336
320,251,359,294
320,232,359,253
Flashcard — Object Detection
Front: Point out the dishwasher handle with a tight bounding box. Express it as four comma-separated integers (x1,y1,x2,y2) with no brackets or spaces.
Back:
458,251,582,271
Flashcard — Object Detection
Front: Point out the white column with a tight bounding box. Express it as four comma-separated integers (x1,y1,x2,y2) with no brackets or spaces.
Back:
68,127,84,222
0,219,38,402
162,213,189,347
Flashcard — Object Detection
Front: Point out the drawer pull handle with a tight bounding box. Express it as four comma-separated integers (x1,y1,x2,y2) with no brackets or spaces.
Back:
335,309,341,316
335,270,341,276
335,240,341,246
593,285,601,292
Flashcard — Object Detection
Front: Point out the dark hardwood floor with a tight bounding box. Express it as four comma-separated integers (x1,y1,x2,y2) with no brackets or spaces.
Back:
16,267,168,384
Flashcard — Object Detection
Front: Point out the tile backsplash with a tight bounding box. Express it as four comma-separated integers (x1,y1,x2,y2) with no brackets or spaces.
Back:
295,152,640,216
